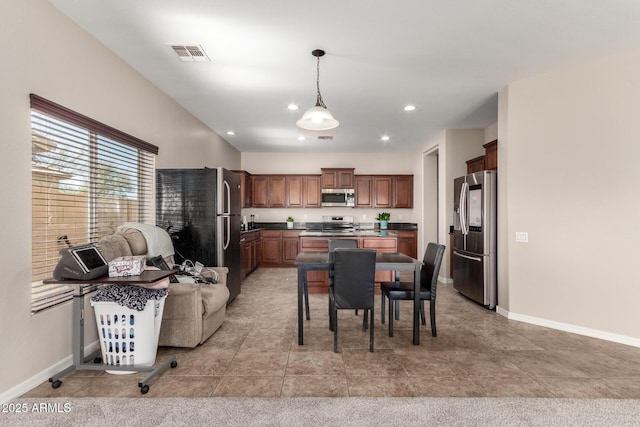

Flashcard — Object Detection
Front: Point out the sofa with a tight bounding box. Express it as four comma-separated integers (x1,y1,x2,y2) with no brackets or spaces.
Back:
95,225,230,348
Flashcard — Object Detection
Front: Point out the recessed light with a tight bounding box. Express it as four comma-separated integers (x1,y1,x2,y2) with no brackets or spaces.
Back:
288,104,299,111
381,135,390,142
403,105,416,111
226,131,236,136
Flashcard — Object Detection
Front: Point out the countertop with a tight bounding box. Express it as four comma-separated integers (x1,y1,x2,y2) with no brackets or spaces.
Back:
299,230,398,238
251,222,417,231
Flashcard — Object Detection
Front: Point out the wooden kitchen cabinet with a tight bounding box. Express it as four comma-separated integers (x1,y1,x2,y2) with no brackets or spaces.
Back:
240,229,260,279
304,175,321,207
251,175,268,207
286,176,304,208
395,229,418,258
321,168,355,189
373,176,393,208
466,155,485,174
268,176,286,207
354,175,373,208
259,229,300,267
483,140,498,170
393,176,413,208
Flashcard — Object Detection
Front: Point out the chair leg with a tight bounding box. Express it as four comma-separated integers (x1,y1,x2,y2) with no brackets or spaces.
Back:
369,308,374,352
420,301,426,326
430,299,437,337
329,298,335,331
394,300,400,321
362,310,368,331
388,297,394,337
380,292,386,324
333,310,339,353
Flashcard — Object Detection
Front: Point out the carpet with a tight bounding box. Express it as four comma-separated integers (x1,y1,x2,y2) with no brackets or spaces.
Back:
2,397,640,426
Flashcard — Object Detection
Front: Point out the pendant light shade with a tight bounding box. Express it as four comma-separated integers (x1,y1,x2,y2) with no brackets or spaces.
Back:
296,49,339,131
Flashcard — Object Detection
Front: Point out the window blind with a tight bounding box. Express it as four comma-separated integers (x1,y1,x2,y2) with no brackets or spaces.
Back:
30,94,157,313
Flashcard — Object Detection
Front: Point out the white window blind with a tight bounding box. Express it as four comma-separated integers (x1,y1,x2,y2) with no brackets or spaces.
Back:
30,94,158,313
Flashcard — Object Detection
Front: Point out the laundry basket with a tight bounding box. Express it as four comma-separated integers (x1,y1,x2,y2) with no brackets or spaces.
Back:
91,296,166,374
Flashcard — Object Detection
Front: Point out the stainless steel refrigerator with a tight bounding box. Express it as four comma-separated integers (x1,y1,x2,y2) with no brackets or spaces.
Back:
156,167,241,302
452,170,497,309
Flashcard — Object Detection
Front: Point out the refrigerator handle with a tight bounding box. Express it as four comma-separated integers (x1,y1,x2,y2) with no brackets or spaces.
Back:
224,215,230,250
454,250,482,262
460,182,469,235
223,180,231,214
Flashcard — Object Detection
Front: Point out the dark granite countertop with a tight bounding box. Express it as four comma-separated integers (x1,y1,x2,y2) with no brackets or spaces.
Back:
299,230,398,238
254,222,417,231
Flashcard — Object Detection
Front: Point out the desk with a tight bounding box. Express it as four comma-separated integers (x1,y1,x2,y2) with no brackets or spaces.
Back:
44,270,178,394
295,252,423,345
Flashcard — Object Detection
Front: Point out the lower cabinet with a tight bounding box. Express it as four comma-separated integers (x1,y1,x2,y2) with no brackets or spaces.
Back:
259,229,301,267
395,229,418,259
240,230,261,279
299,236,397,294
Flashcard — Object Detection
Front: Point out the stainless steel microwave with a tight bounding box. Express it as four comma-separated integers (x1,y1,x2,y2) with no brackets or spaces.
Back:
321,189,355,207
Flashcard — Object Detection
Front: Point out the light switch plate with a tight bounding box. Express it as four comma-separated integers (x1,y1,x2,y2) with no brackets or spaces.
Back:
515,232,529,243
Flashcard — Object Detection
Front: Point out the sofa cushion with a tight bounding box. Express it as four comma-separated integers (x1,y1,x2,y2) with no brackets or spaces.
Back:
96,234,133,262
200,284,230,316
117,227,148,256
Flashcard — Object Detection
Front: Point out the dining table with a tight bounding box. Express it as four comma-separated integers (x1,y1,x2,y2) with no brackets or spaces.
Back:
294,251,423,345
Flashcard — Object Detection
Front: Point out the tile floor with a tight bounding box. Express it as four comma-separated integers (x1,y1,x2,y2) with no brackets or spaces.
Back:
23,268,640,398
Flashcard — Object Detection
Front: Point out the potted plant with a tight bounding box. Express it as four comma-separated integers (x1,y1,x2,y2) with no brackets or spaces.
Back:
376,212,390,229
286,216,295,229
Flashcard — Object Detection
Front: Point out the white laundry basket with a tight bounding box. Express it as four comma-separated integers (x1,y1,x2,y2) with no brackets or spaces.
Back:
91,297,166,374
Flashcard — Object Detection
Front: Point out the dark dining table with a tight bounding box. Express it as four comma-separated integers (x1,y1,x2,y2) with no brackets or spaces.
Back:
294,251,423,345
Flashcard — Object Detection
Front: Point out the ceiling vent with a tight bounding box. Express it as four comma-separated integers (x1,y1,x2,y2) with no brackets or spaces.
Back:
169,44,210,62
318,135,334,140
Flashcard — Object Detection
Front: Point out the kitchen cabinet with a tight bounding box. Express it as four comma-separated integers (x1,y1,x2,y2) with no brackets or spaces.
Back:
466,155,485,174
393,176,413,208
321,168,355,189
395,229,418,258
483,140,498,170
252,175,268,207
268,176,286,207
259,229,300,267
373,176,393,208
354,175,373,208
240,230,260,279
286,176,304,208
304,175,322,207
299,235,397,293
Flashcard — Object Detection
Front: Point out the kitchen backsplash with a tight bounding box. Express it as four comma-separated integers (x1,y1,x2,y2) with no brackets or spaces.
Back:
241,207,417,224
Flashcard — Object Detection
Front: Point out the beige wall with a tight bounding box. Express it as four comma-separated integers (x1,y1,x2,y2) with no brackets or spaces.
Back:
0,0,239,400
501,50,640,342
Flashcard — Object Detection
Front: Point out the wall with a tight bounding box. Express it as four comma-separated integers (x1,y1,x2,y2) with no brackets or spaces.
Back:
0,0,240,400
502,50,640,343
240,152,418,224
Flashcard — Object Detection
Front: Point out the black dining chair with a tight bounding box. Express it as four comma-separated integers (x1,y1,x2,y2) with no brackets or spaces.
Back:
380,242,445,338
329,248,377,352
328,239,359,329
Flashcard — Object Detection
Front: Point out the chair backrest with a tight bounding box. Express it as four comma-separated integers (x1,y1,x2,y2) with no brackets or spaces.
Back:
332,248,376,309
328,239,358,263
420,243,446,298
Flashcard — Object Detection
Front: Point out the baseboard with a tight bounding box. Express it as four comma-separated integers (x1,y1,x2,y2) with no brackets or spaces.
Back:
502,309,640,349
0,340,100,404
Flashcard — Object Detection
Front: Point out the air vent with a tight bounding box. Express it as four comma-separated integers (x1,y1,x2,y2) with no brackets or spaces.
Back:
318,136,334,140
169,44,210,62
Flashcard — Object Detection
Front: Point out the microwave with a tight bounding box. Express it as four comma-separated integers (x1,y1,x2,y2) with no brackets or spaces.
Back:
321,188,355,207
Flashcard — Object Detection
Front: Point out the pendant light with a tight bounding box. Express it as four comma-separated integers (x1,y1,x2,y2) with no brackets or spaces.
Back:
296,49,339,131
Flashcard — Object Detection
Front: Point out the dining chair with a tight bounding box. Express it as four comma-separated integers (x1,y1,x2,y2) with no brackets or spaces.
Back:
328,239,359,330
329,248,376,352
380,242,445,337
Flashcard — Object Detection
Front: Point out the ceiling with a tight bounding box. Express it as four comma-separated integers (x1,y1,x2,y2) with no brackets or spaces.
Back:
50,0,640,153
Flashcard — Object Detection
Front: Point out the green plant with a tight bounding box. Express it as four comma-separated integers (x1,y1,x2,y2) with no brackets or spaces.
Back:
286,216,295,222
376,212,390,221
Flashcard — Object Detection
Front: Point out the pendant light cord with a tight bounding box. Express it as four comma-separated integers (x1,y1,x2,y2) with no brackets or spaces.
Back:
315,55,327,108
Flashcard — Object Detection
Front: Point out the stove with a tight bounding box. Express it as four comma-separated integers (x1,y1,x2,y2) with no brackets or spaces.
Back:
321,215,355,233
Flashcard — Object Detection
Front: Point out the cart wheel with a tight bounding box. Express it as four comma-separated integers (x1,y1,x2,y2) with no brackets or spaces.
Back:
51,380,62,389
93,356,102,364
140,384,149,394
171,360,178,368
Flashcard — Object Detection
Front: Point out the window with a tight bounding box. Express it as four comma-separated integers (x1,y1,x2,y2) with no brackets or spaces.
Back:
30,94,158,313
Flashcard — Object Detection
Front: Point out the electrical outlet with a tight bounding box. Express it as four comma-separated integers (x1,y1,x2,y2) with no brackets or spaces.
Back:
515,232,528,243
362,214,367,219
303,214,308,220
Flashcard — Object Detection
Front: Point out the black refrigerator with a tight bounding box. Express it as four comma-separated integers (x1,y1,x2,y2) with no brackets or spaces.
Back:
452,170,497,309
156,167,241,302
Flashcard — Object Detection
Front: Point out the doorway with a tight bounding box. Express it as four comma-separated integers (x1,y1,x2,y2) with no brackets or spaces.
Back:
422,148,439,252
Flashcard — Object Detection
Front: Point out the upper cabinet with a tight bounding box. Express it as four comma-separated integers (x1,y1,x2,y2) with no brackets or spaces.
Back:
321,168,355,189
232,170,252,208
466,140,498,174
355,175,413,209
251,174,321,208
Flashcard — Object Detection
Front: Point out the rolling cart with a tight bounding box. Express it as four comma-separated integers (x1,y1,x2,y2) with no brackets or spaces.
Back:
44,270,178,394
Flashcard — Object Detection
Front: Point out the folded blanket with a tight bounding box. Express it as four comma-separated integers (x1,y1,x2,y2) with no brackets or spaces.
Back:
91,284,168,311
120,222,175,259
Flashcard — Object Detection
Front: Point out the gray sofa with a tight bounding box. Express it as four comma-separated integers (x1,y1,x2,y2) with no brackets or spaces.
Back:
96,225,230,348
